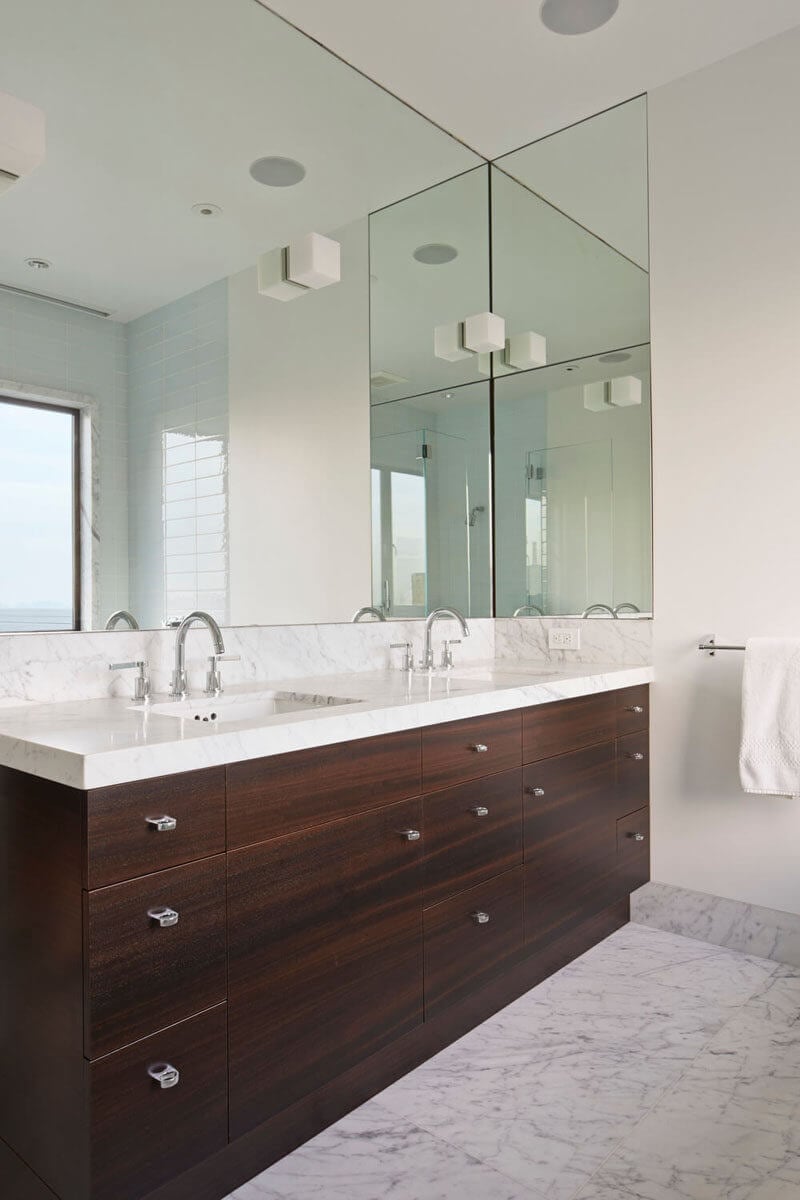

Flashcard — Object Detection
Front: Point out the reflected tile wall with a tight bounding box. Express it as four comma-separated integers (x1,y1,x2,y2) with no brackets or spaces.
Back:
127,280,229,628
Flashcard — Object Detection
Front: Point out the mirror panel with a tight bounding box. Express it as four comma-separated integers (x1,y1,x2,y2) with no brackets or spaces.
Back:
0,0,481,632
371,383,491,618
494,346,652,617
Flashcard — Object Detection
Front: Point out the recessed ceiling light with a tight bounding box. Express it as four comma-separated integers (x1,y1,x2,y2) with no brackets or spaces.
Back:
192,202,222,218
413,243,458,265
25,256,51,270
540,0,619,36
598,351,631,363
565,364,580,371
250,156,306,188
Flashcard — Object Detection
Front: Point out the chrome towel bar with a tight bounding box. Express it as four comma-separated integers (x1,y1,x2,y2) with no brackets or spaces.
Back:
698,634,745,656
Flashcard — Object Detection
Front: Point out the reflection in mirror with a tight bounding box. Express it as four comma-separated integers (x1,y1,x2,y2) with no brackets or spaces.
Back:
494,347,652,617
0,0,480,632
369,168,490,406
371,384,491,618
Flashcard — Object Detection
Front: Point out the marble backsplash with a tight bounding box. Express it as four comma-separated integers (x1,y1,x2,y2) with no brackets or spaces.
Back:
0,616,652,704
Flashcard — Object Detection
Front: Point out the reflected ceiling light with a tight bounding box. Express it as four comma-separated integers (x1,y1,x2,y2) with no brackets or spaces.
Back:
258,231,341,301
599,351,631,363
250,156,306,187
540,0,619,35
192,202,222,218
24,256,51,270
413,243,458,265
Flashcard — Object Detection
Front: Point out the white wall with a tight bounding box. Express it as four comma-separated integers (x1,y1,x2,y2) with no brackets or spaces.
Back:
227,219,371,625
649,26,800,914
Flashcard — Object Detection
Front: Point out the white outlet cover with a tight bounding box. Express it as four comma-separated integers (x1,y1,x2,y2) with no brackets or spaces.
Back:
548,627,581,650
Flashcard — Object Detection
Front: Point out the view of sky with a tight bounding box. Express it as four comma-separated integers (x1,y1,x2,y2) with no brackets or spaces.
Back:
0,399,74,612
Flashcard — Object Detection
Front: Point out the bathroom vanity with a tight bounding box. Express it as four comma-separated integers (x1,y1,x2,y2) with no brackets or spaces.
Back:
0,673,649,1200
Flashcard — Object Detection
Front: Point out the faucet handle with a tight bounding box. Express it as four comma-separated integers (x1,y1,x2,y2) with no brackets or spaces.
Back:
440,640,462,670
390,642,415,672
109,660,150,702
205,653,241,697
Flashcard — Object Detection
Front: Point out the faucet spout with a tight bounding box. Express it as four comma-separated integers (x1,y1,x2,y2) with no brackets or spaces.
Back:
422,607,470,670
171,611,225,699
581,603,618,618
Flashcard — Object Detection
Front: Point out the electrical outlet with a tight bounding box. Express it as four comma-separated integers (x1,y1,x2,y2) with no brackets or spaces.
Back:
548,628,581,651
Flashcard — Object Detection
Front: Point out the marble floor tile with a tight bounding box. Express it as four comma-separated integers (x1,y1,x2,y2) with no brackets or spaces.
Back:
225,1100,543,1200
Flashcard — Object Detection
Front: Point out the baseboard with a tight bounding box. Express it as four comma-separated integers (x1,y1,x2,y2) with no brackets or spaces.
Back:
632,880,800,966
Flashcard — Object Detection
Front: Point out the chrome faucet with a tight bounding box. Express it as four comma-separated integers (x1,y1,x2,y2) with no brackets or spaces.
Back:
352,606,386,622
513,604,544,617
421,607,470,670
105,609,139,631
170,611,239,699
582,603,618,618
613,602,641,616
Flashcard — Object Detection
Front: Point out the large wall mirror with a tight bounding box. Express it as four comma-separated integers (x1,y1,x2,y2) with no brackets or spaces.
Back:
370,96,651,619
0,0,480,632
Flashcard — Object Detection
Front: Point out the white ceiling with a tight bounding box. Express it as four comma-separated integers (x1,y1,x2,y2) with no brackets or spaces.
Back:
260,0,800,158
0,0,477,321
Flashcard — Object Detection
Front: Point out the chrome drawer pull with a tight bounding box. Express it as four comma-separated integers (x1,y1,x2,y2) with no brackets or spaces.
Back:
526,786,545,797
628,831,646,842
471,805,490,818
148,1062,180,1089
471,743,489,753
625,705,645,714
148,906,180,928
146,815,177,833
472,911,490,925
626,752,645,761
401,829,421,842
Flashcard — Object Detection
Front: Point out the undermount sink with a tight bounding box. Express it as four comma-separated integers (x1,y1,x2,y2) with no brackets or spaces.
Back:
140,690,359,725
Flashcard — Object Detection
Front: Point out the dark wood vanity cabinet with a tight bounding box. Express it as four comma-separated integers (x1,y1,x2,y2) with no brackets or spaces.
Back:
1,684,649,1200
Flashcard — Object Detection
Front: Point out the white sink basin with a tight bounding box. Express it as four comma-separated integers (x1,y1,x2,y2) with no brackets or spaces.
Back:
140,690,359,725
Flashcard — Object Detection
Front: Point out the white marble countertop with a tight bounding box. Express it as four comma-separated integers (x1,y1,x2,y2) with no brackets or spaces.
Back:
0,660,654,790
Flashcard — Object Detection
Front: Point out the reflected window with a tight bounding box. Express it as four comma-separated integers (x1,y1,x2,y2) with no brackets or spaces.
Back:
0,396,79,631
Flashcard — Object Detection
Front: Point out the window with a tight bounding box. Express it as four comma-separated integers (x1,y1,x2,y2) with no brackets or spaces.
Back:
0,396,81,631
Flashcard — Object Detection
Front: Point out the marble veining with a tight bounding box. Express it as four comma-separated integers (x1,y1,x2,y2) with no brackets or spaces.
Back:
632,880,800,969
0,660,652,788
222,924,800,1200
495,617,653,667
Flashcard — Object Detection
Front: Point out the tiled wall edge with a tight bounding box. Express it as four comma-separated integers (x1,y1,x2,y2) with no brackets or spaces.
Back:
631,880,800,968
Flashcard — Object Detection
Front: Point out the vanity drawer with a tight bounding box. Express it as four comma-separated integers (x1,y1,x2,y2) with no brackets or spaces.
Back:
423,769,523,907
616,685,649,737
85,766,226,889
85,857,227,1058
523,693,616,763
226,729,422,847
423,867,524,1017
617,730,650,811
421,710,522,793
90,1004,227,1200
617,805,650,889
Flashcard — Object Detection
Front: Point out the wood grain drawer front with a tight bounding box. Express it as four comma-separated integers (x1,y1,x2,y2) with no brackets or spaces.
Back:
421,710,522,792
228,798,423,997
423,867,524,1017
90,1004,227,1200
423,770,523,907
226,728,422,848
85,767,225,889
85,857,227,1058
617,730,650,812
617,806,650,893
616,685,649,737
523,742,619,949
229,945,422,1137
522,693,616,764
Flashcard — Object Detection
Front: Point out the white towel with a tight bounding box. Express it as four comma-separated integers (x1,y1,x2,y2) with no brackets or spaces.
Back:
739,637,800,797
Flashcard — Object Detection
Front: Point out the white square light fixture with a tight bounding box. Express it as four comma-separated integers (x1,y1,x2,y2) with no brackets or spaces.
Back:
287,232,340,290
463,311,506,354
257,248,308,301
583,381,610,412
505,330,547,370
0,91,46,194
434,321,472,362
609,375,642,407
